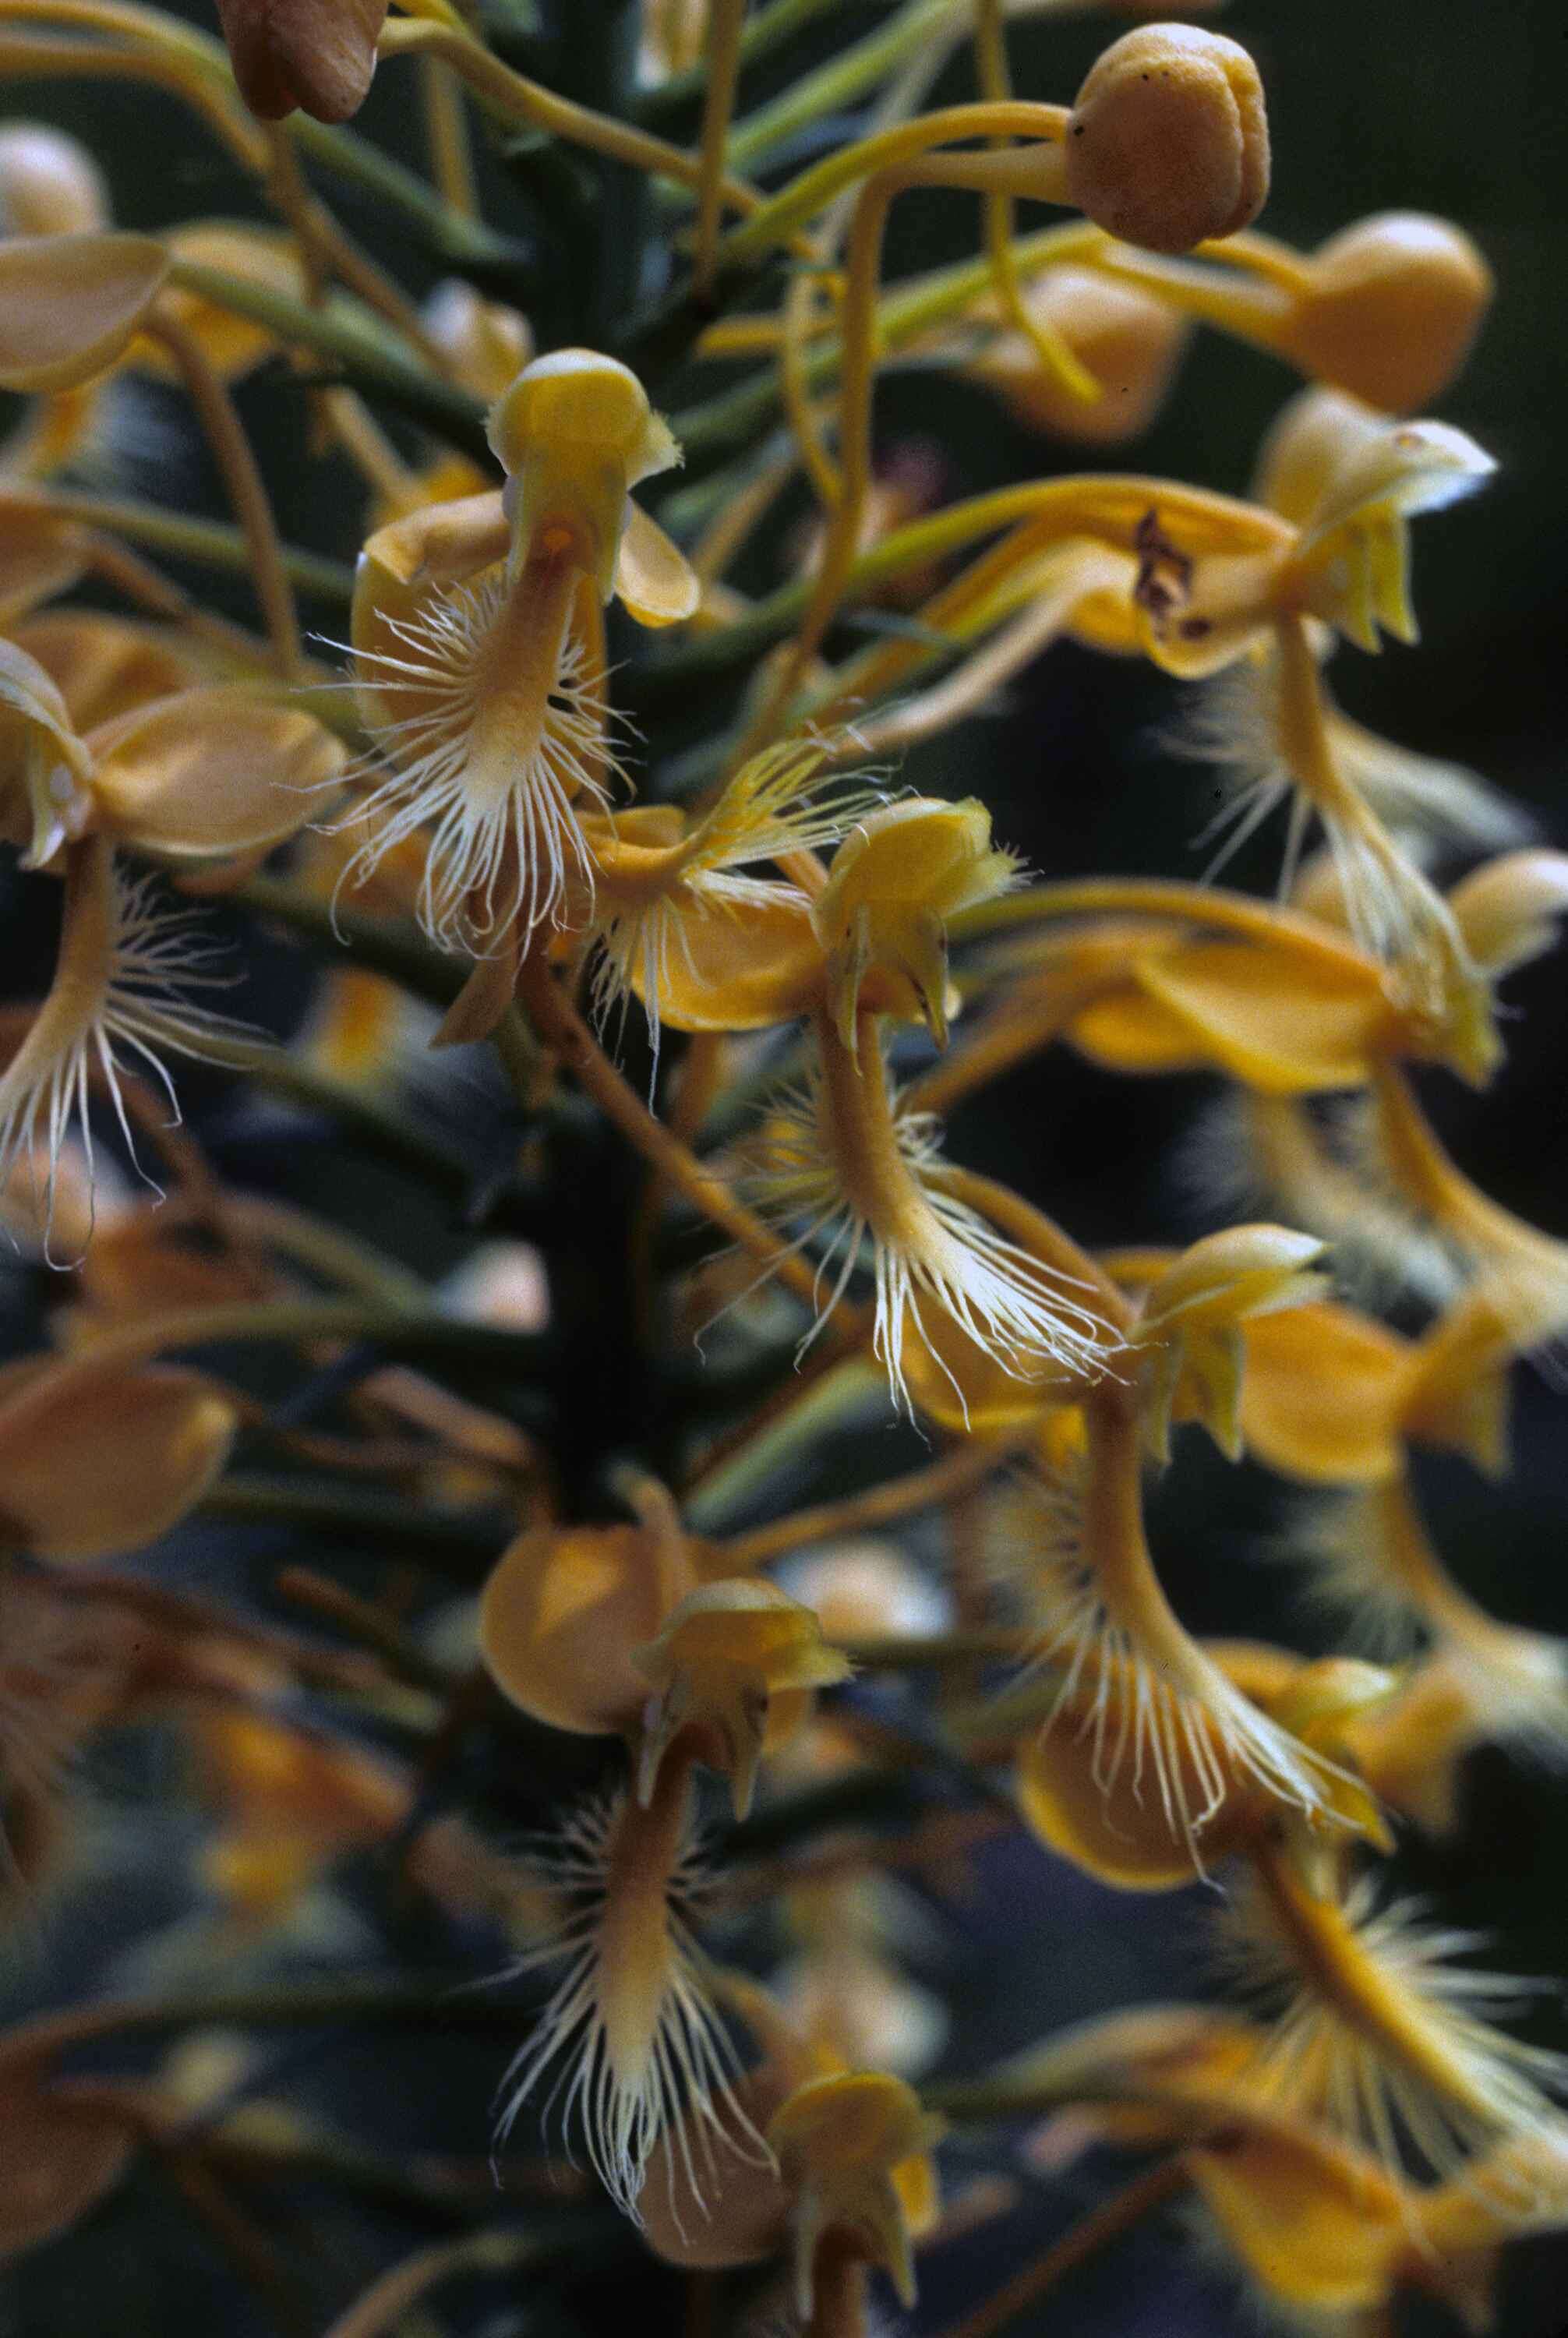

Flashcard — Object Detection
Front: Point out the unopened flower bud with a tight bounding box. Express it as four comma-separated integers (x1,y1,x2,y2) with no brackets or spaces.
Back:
0,231,168,395
215,0,389,122
1448,851,1568,977
424,280,535,405
1287,213,1493,415
969,269,1189,443
0,124,108,242
1066,24,1270,256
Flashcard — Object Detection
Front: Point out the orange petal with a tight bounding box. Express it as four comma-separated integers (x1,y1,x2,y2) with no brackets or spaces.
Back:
1239,1303,1411,1485
87,688,344,861
1132,939,1390,1093
0,1358,236,1559
0,233,169,394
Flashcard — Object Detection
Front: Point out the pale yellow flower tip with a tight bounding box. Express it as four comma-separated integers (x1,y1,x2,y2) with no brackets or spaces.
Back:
1141,1224,1330,1337
0,231,169,394
1139,1225,1329,1462
424,280,535,406
1449,850,1568,977
0,123,109,241
1066,25,1270,256
487,348,684,604
630,1578,853,1818
813,797,1018,1053
0,635,96,869
768,2069,941,2315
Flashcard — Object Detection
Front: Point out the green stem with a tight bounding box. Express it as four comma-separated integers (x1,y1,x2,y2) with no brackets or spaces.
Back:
221,1048,472,1202
725,0,957,171
164,260,490,461
292,115,526,270
73,1292,548,1376
235,879,468,1012
203,1476,500,1573
0,486,351,604
635,0,849,117
669,218,1100,454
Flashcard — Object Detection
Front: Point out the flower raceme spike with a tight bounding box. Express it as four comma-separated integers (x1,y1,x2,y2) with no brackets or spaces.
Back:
747,1012,1115,1419
494,1753,765,2220
0,837,254,1252
1064,26,1270,257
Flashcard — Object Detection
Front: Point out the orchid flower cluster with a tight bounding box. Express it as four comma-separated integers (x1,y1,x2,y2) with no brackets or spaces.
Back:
0,1,1563,2334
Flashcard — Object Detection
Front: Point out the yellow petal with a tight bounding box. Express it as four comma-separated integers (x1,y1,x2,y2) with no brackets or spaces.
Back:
632,889,825,1033
87,689,344,861
0,233,169,393
479,1520,694,1739
1188,2122,1405,2313
613,498,701,627
1131,938,1392,1092
0,503,91,628
0,1358,236,1559
1238,1303,1411,1485
12,611,207,733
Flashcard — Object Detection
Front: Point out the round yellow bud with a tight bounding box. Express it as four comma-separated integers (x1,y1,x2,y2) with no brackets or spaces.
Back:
1286,213,1493,414
0,123,108,242
969,267,1189,442
1065,24,1270,256
486,347,678,486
